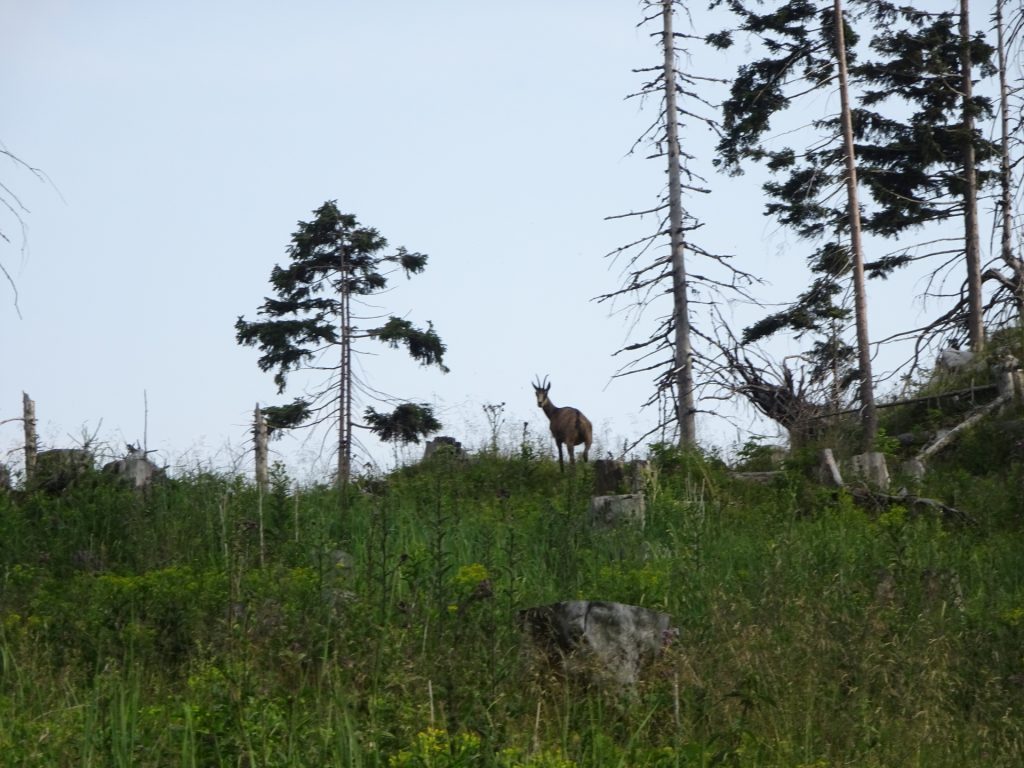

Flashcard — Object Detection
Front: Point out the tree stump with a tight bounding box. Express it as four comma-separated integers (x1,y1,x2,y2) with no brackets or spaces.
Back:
423,436,462,461
593,459,626,495
901,458,926,482
593,459,649,495
817,448,844,487
846,451,890,490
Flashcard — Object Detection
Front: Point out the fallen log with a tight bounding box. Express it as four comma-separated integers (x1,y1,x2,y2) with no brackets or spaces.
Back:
848,487,973,525
915,393,1011,463
728,470,783,484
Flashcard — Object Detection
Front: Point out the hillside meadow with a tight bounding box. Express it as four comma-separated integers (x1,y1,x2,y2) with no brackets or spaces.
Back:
1,439,1023,767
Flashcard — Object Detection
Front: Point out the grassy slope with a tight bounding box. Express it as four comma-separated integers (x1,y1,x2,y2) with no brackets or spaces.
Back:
1,445,1023,767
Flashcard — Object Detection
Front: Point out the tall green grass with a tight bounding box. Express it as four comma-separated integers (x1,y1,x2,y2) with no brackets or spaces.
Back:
1,448,1022,766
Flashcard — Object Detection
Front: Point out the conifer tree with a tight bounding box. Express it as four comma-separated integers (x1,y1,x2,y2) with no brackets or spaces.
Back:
853,4,998,351
711,0,879,448
711,0,1002,442
235,201,448,486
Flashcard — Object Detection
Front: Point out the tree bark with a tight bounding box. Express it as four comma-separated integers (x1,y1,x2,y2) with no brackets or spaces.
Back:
833,0,877,453
960,0,985,352
338,253,352,490
994,0,1024,315
23,392,37,485
254,403,269,494
661,0,696,448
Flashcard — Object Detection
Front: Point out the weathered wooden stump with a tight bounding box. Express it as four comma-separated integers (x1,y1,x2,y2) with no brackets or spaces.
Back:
592,459,626,495
846,451,890,490
901,458,926,482
593,459,649,495
817,448,844,487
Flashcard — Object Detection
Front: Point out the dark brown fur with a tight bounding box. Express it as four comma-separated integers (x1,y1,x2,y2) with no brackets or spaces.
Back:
532,376,593,472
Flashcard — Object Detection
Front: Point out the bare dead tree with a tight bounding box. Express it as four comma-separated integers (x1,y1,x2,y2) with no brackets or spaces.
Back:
696,309,838,449
596,0,758,451
254,404,269,494
959,0,988,352
982,0,1024,319
23,392,37,484
1,145,50,317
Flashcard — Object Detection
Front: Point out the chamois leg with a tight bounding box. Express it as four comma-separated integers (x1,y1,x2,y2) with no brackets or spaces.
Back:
556,442,565,472
582,443,590,463
567,444,576,466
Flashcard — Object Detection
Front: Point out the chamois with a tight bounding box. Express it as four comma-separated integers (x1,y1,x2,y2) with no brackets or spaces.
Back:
532,375,593,472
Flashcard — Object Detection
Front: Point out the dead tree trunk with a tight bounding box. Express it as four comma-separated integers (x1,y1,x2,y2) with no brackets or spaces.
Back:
916,393,1011,463
993,0,1024,316
338,248,353,491
834,0,877,453
960,0,986,352
661,0,696,448
254,403,269,494
23,392,37,485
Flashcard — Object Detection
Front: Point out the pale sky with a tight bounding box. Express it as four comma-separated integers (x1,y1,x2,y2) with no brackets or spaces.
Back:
0,1,985,480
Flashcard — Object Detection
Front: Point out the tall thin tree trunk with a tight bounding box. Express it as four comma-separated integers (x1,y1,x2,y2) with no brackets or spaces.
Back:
23,391,37,485
834,0,877,452
995,0,1024,316
338,266,352,490
255,409,266,566
829,318,842,414
961,0,986,351
254,403,269,494
661,0,696,448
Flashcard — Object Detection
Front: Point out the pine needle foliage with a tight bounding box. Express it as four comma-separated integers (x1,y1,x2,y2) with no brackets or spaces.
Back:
235,201,448,482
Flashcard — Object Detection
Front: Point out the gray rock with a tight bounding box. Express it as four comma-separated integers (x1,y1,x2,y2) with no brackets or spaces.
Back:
519,600,675,686
588,494,646,529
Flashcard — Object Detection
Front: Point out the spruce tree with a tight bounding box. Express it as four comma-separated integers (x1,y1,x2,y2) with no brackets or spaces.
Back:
853,4,998,350
711,0,879,448
711,0,1001,441
235,201,448,486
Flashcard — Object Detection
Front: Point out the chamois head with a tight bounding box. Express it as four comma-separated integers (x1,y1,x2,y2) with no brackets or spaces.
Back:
531,374,593,472
532,375,551,409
